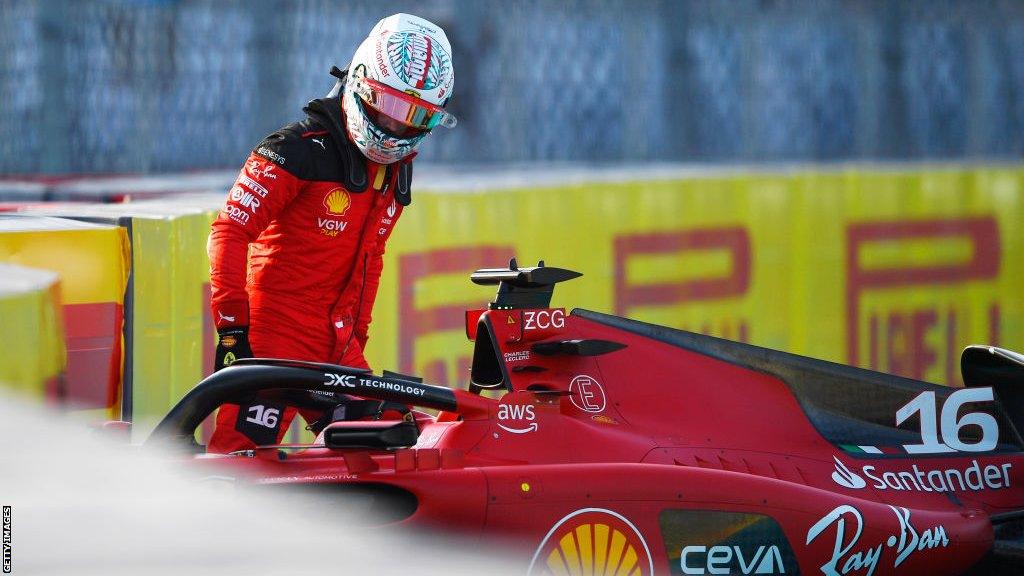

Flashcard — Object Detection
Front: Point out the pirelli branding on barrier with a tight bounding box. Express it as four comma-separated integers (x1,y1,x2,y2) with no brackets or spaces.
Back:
368,168,1024,388
4,169,1019,427
614,227,752,342
846,216,1002,385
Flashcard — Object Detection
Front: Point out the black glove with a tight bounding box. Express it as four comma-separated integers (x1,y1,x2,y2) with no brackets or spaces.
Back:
215,327,253,371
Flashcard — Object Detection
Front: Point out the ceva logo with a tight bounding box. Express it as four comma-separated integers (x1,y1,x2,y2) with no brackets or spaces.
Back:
681,544,786,575
832,456,867,489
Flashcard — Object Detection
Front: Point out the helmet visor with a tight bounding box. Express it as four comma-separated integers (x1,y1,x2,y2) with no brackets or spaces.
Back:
349,76,457,131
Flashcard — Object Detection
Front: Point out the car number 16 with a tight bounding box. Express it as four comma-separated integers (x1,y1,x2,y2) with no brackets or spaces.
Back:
897,387,998,454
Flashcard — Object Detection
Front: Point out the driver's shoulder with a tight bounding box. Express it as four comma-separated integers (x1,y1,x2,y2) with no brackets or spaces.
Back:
254,119,343,182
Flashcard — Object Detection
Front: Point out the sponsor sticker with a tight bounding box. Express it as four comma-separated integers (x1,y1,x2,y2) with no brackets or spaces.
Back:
324,188,352,216
832,457,868,489
378,200,397,236
524,308,566,331
806,504,948,575
359,377,427,397
258,474,358,484
324,373,357,388
256,146,285,165
230,186,261,213
237,174,268,197
219,335,237,348
497,401,537,434
570,375,607,414
247,158,278,179
529,508,654,576
224,205,250,226
831,455,1012,493
660,509,798,575
374,40,390,77
318,218,348,237
319,189,352,237
321,373,427,398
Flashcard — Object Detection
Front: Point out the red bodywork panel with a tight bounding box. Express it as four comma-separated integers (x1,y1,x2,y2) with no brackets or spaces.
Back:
180,303,1024,575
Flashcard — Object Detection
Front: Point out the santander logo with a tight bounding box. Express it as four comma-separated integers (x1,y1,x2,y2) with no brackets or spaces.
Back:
832,456,867,489
830,452,1013,493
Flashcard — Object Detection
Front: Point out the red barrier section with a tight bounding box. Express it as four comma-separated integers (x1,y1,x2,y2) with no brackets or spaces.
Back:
63,302,124,409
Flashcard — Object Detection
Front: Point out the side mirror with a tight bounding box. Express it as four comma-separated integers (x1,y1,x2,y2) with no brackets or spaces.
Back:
323,420,419,450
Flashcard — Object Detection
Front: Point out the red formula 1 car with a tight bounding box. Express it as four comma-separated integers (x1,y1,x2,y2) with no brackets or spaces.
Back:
148,261,1024,575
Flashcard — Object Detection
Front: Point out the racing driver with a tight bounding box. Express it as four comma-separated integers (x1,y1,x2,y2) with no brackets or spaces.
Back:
206,13,456,453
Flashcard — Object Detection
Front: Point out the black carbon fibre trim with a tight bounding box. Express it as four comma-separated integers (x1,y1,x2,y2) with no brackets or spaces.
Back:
146,360,456,447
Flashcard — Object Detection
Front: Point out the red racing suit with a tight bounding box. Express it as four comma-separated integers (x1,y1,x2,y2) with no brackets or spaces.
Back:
207,95,414,453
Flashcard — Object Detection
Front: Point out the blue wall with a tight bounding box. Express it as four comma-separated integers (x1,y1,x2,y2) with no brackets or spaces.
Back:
2,0,1024,174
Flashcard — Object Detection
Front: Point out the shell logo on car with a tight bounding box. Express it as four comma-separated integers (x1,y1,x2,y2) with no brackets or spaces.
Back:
529,508,653,576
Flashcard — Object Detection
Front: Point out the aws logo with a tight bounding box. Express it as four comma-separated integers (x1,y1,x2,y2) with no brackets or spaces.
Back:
528,508,653,576
497,402,537,434
323,188,352,216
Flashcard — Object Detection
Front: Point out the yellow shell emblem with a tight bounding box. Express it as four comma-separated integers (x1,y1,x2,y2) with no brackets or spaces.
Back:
545,523,643,576
323,188,352,216
529,509,652,576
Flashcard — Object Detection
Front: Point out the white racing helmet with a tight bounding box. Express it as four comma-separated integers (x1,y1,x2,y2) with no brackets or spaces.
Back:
343,13,456,164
